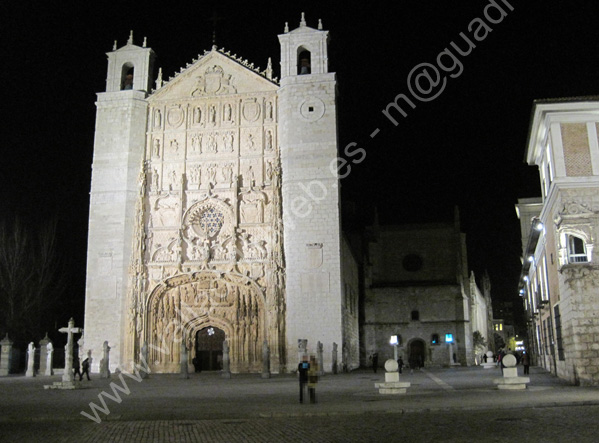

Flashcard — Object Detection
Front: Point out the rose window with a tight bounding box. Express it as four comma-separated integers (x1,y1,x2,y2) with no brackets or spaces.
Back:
197,207,225,237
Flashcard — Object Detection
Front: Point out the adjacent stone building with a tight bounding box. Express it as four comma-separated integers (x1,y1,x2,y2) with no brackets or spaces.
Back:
517,98,599,385
83,16,360,374
361,212,492,368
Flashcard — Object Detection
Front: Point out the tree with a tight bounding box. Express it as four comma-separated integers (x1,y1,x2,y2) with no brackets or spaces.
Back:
472,330,487,355
0,217,66,343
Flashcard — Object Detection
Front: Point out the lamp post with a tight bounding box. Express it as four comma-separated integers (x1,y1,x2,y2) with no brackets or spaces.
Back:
390,335,399,362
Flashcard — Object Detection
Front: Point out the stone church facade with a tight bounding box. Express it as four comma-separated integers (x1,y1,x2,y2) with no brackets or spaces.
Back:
362,213,492,368
83,17,359,374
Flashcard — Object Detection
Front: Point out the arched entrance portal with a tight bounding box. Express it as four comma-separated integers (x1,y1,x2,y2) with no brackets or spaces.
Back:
145,270,269,373
409,339,426,369
195,326,225,371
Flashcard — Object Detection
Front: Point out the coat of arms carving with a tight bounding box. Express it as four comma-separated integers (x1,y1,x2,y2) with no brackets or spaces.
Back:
191,65,237,96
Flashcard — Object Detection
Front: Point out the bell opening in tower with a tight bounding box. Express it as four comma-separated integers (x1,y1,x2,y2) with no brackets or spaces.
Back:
297,49,311,75
121,64,134,90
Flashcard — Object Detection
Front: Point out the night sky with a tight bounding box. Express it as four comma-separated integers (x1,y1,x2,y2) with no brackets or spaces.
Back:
2,1,598,329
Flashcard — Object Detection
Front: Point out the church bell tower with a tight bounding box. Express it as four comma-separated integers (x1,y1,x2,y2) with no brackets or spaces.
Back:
278,15,343,372
83,32,155,372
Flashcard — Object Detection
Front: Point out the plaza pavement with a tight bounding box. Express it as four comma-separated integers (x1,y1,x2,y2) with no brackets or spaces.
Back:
0,364,598,441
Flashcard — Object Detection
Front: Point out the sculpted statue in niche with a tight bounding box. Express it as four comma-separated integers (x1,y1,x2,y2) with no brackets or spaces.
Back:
207,165,217,185
265,130,273,152
243,165,256,188
222,164,233,185
223,103,232,121
168,170,178,190
152,168,160,191
193,107,202,124
190,134,201,153
247,133,256,151
153,139,161,157
212,240,227,261
265,101,273,121
265,160,273,184
240,189,266,224
209,105,216,125
189,165,202,187
154,109,162,128
207,133,218,153
223,132,234,152
170,140,180,154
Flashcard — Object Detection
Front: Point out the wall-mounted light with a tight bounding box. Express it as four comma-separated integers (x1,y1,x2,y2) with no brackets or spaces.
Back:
535,221,544,231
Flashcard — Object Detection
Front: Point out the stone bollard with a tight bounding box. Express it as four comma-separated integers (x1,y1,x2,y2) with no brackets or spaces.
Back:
482,350,495,369
26,342,36,377
39,334,53,376
493,354,530,390
0,334,14,376
100,341,111,379
374,359,411,394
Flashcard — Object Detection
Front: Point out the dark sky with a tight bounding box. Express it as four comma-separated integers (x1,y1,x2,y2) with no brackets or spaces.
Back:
2,0,598,322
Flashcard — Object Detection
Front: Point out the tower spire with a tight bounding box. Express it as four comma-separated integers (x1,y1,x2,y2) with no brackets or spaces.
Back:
300,12,306,27
127,30,134,45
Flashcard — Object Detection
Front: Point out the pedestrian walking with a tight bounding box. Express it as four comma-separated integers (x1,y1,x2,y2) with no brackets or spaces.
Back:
298,355,310,404
371,352,379,373
397,357,404,374
81,357,91,381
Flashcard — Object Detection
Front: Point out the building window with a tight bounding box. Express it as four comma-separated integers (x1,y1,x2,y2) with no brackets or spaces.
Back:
431,333,439,345
567,235,588,263
411,310,419,321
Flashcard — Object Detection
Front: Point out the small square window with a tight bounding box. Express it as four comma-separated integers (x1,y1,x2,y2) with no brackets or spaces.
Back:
308,106,314,112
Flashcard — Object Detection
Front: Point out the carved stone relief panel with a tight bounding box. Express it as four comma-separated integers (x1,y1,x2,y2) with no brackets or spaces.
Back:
188,132,203,155
167,105,185,129
240,159,262,188
186,163,202,189
190,65,237,97
151,194,181,227
242,98,261,123
240,128,261,155
239,188,267,224
152,108,163,129
222,103,236,125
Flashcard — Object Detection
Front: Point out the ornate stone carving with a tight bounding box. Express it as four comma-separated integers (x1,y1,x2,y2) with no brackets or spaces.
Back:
191,65,237,96
222,131,235,152
190,133,202,153
242,98,261,122
265,130,273,152
167,105,185,128
240,188,266,224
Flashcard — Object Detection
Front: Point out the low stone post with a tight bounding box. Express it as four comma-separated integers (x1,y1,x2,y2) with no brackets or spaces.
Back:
317,341,324,375
26,342,36,377
100,341,111,379
261,340,270,379
375,359,411,394
222,340,231,379
45,342,54,376
180,342,189,379
39,334,51,376
0,334,14,376
493,354,530,390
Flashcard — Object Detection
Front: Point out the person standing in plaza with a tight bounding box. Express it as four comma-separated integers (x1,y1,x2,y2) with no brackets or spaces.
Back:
521,351,530,375
298,355,310,403
81,357,91,381
371,352,379,373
